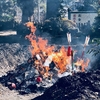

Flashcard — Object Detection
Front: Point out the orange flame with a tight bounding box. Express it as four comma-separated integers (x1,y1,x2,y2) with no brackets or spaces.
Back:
25,22,36,34
53,46,71,73
25,22,90,77
74,58,90,72
81,58,90,72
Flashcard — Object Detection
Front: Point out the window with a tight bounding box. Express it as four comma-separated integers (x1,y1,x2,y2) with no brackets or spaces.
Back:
78,18,81,21
78,14,81,17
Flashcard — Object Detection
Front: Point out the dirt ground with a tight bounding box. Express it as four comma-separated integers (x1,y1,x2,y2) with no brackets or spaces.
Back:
0,83,42,100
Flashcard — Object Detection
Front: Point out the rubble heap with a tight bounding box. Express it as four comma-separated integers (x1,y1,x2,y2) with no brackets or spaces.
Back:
0,22,92,99
0,22,91,95
33,70,100,100
0,60,56,94
0,45,90,95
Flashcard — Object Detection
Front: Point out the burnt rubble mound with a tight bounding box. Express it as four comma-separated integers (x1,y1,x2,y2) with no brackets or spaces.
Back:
0,53,100,100
0,59,57,94
33,70,100,100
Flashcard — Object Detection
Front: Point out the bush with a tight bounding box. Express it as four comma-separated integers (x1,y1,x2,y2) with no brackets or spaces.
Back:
37,17,69,36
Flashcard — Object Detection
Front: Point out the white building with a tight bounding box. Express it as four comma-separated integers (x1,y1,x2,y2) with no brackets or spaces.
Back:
68,10,97,30
70,11,97,25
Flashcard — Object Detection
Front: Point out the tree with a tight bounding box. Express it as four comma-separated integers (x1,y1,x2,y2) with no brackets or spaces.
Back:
83,0,98,11
57,0,68,19
87,3,100,70
76,0,99,11
38,0,77,36
89,6,100,54
90,7,100,38
46,0,61,19
0,0,17,22
17,0,36,23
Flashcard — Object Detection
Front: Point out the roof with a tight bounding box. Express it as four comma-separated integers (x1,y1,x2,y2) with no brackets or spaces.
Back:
70,11,97,13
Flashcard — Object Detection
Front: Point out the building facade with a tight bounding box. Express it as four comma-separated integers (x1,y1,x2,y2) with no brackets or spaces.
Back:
68,10,97,30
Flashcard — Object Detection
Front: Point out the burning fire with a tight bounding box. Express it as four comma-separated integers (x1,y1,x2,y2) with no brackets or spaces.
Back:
74,58,90,72
25,22,90,78
25,22,36,34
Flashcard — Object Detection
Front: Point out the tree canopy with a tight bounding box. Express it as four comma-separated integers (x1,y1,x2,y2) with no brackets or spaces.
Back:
0,0,17,21
76,0,99,11
17,0,36,23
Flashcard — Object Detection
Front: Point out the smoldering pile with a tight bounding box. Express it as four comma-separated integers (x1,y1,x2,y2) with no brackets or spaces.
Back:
0,44,89,95
0,58,57,94
33,70,100,100
0,22,90,95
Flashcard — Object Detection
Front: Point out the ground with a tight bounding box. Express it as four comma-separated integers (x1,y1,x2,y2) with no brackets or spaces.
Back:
0,83,40,100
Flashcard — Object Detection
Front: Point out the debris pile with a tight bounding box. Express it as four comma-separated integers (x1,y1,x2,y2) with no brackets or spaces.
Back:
24,22,90,76
33,70,100,100
0,22,91,96
0,44,90,95
0,62,54,94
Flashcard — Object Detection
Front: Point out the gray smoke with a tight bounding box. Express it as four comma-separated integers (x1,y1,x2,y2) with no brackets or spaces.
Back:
39,30,98,71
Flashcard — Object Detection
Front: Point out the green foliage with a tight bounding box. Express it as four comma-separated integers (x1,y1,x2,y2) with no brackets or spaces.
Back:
37,17,68,36
88,2,100,56
17,0,36,22
0,0,17,22
57,0,67,18
90,8,100,38
88,38,100,56
77,0,98,11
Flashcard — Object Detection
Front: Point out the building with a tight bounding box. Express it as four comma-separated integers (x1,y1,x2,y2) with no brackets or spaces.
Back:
68,10,97,30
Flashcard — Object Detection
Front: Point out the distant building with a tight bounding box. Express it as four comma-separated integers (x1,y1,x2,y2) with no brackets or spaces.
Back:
68,10,97,30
